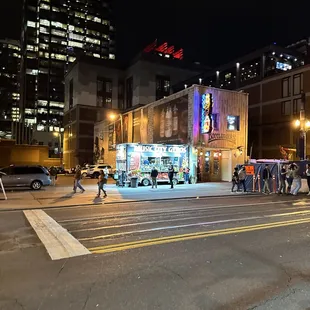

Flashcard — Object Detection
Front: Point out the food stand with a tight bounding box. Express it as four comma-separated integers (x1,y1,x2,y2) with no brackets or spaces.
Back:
115,143,189,186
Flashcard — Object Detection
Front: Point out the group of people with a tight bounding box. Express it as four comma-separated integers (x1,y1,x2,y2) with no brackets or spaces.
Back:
72,165,108,198
232,163,310,195
277,163,310,196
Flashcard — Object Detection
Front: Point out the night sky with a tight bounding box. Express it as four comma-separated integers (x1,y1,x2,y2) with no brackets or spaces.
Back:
1,0,310,67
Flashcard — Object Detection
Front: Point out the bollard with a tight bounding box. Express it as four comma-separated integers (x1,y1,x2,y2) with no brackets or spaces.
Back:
257,174,261,192
272,174,276,193
252,175,256,192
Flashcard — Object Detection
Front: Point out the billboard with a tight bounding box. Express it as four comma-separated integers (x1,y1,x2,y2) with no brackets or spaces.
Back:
153,95,188,144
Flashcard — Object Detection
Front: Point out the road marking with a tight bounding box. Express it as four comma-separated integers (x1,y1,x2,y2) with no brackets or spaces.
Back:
24,210,90,260
89,217,310,254
77,210,310,241
58,199,303,224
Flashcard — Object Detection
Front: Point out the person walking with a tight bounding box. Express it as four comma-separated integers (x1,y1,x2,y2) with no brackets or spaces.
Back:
286,164,294,194
291,163,301,196
278,164,287,195
73,165,85,193
306,164,310,195
168,164,175,189
262,164,272,194
231,167,239,192
238,166,247,192
49,166,58,186
103,167,109,187
96,170,107,198
151,167,159,189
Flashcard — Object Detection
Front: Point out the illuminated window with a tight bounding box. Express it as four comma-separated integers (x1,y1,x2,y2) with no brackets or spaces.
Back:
103,20,109,26
39,43,48,50
27,44,37,51
50,102,64,108
51,29,66,37
51,21,66,30
27,21,36,28
69,33,84,41
51,53,66,61
37,124,45,131
40,19,50,26
52,6,59,12
26,69,38,75
40,3,50,10
38,100,48,106
39,27,49,34
93,53,100,58
75,11,85,18
8,44,20,50
13,53,21,58
68,41,83,48
38,108,48,114
87,15,101,23
109,54,115,60
227,115,240,131
86,37,100,45
68,56,76,62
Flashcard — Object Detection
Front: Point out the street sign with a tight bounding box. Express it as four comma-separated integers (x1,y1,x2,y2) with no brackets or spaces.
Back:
245,165,254,175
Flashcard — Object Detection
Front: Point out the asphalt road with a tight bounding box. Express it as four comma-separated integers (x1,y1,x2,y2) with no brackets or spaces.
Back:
2,195,310,309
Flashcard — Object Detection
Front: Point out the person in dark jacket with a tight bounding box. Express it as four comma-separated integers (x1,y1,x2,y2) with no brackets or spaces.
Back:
151,167,159,189
168,165,175,189
262,164,271,194
73,165,85,193
278,164,287,195
96,170,107,198
231,167,239,192
238,166,247,192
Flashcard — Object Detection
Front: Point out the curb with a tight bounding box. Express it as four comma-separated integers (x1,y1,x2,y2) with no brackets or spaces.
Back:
0,192,261,212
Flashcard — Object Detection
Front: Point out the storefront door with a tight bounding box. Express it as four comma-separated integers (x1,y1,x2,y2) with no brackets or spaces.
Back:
197,150,222,182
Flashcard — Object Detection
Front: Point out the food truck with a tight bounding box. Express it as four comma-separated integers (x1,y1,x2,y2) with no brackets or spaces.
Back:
115,143,189,186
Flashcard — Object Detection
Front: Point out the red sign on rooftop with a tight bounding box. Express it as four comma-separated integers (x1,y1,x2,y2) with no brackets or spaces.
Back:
143,40,183,60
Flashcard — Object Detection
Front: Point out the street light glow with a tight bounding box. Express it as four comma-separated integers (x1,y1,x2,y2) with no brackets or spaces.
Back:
109,113,116,120
306,121,310,129
294,119,301,127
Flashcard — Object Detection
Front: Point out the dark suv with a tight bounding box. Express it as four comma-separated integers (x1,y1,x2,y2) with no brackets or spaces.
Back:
0,165,51,190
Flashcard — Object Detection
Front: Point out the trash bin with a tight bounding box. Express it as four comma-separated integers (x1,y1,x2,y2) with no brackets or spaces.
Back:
130,177,138,188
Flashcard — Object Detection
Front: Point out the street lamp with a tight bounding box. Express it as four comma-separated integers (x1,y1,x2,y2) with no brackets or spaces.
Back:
53,132,63,165
108,112,123,145
293,92,309,160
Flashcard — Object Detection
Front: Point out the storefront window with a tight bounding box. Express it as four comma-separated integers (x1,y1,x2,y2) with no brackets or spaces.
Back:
227,115,240,131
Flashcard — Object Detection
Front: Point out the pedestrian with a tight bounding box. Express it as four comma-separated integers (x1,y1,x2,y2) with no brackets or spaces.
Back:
291,163,301,196
183,167,190,184
49,166,58,186
306,164,310,195
286,164,294,194
262,164,271,194
168,164,175,189
73,165,85,193
231,167,239,192
238,166,247,192
103,167,109,187
151,166,159,189
278,164,287,195
96,170,107,198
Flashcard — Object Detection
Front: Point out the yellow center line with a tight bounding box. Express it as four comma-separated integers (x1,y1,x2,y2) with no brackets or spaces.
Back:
89,217,310,254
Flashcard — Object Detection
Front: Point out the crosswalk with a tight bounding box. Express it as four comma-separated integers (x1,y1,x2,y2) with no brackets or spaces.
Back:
23,197,310,260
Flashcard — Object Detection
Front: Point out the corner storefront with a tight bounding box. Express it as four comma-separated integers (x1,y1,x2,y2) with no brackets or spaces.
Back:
94,85,248,183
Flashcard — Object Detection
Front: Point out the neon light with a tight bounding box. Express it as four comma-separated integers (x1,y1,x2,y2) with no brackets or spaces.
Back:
201,93,213,134
156,42,168,53
166,45,174,54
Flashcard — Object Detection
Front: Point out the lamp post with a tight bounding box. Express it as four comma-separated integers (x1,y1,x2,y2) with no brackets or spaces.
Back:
53,132,63,166
294,92,310,160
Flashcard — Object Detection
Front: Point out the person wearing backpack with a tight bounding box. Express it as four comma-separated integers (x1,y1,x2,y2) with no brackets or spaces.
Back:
238,166,246,192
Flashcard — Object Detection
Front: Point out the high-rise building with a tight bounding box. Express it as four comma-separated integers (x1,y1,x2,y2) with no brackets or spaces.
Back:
20,0,115,135
0,39,21,138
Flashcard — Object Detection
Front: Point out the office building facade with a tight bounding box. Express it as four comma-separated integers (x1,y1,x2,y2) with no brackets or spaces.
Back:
0,39,21,138
20,0,115,134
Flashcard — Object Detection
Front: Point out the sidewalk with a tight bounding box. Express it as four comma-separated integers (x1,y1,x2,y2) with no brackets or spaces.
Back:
0,182,255,211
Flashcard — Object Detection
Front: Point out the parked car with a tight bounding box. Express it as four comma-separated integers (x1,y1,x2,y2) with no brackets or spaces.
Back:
81,164,113,178
0,165,51,190
54,166,68,174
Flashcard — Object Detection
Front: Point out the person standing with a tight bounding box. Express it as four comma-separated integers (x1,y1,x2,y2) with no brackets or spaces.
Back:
291,163,301,196
231,167,239,192
306,164,310,195
286,164,294,194
151,167,159,189
262,164,271,194
168,164,175,189
73,165,85,193
49,166,58,186
238,166,247,192
278,164,287,195
96,170,107,198
183,167,190,184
